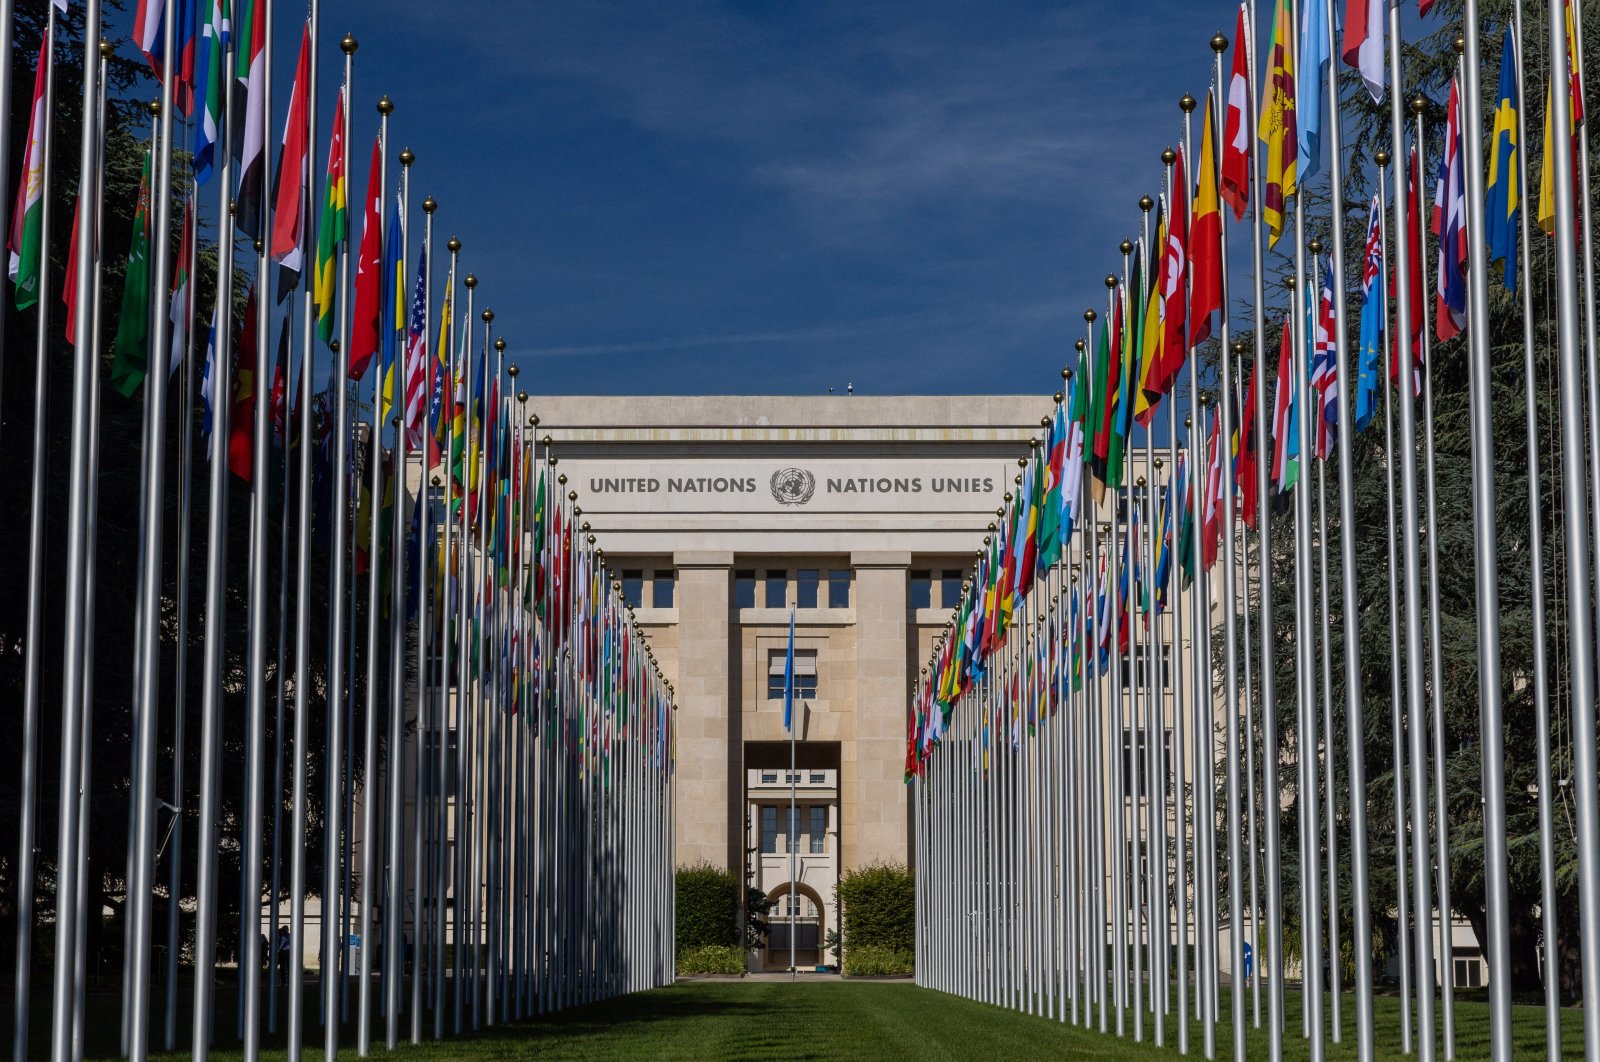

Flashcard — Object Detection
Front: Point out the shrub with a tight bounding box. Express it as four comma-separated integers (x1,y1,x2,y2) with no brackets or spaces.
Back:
675,862,740,953
676,944,746,976
836,861,915,958
843,944,914,977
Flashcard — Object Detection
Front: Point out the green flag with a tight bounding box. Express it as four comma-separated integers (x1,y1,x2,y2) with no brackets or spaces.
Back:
110,151,154,397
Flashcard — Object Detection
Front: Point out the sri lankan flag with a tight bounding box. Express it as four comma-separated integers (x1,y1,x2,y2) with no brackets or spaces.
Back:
314,87,347,344
1257,0,1296,246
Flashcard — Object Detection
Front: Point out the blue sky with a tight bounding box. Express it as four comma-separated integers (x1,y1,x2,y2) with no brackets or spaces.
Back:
113,1,1244,396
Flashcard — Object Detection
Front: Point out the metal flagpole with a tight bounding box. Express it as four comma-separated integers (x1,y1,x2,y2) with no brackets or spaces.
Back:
359,93,391,1059
129,5,181,1053
1508,5,1560,1054
437,236,460,1036
243,0,280,1042
289,5,323,1054
1173,91,1197,1056
385,145,415,1052
789,606,797,977
1104,273,1127,1039
270,356,292,1036
1321,0,1372,1051
193,12,236,1049
412,193,437,1044
16,5,57,1058
44,6,100,1060
1386,5,1437,1051
1243,2,1285,1051
1410,85,1454,1060
1452,10,1509,1059
71,46,111,1059
324,35,357,1062
1374,148,1413,1054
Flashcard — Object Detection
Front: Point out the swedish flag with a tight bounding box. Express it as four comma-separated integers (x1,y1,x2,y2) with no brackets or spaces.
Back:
1485,29,1520,291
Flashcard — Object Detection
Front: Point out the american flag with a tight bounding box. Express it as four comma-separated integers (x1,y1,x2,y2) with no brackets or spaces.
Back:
403,245,429,450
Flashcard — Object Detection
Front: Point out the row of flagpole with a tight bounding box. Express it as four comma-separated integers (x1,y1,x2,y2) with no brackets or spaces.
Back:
5,2,676,1060
909,0,1600,1060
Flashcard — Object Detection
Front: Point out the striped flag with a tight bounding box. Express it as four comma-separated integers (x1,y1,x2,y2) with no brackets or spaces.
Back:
1432,76,1466,342
234,0,267,238
1484,28,1520,290
8,42,48,309
194,0,229,185
404,245,429,448
110,150,154,397
133,0,166,76
348,137,383,379
1189,90,1223,345
1310,259,1337,459
269,25,312,299
168,197,195,378
1270,316,1297,494
1340,0,1384,102
314,87,348,343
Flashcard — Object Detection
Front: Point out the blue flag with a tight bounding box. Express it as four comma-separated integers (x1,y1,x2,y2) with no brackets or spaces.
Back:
1354,195,1385,433
783,608,795,732
1485,28,1520,291
377,200,402,425
1297,0,1329,180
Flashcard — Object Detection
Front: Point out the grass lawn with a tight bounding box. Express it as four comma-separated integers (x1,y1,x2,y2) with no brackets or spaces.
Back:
10,978,1588,1060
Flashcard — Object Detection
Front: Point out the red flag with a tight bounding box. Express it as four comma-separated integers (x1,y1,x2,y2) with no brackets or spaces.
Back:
63,196,81,346
1189,92,1223,347
1202,409,1223,570
1390,147,1424,394
348,136,383,379
268,25,311,290
1156,145,1189,385
1270,317,1294,489
228,291,259,482
1220,3,1252,220
1238,356,1260,530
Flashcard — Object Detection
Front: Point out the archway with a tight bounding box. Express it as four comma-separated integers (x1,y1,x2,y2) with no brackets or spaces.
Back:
764,881,826,971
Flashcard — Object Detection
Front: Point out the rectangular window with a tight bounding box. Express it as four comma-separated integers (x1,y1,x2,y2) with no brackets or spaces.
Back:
767,648,818,700
827,569,851,608
1120,728,1171,799
735,570,756,609
760,772,777,784
940,572,963,609
651,569,675,608
909,570,932,610
809,806,826,854
765,570,787,609
620,570,644,608
808,772,826,784
796,569,819,609
760,806,777,854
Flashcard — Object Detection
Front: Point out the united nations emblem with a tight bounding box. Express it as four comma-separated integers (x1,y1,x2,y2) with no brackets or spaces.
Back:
769,468,816,506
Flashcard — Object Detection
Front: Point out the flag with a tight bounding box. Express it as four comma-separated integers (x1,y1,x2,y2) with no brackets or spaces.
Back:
269,329,289,452
1134,211,1168,427
1190,90,1223,347
348,137,383,379
174,0,197,114
194,0,228,185
1203,409,1223,570
1108,255,1140,489
1433,76,1466,342
234,0,267,238
110,150,154,397
9,43,48,309
1341,0,1384,102
229,289,258,481
378,200,403,427
1037,403,1066,571
201,306,219,457
169,197,195,379
1258,0,1297,245
1354,196,1385,432
428,281,453,467
1297,0,1328,180
1485,28,1520,291
133,0,166,76
1238,355,1260,529
1393,147,1424,394
1310,259,1337,459
1538,0,1583,235
1087,296,1116,496
1270,316,1298,494
314,87,348,344
269,24,311,299
404,245,429,448
1062,368,1086,544
1144,147,1189,409
783,608,795,732
63,197,83,344
1221,2,1252,219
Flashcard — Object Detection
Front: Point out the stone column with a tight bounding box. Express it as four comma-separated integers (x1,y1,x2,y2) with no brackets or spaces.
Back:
673,551,737,872
848,551,910,869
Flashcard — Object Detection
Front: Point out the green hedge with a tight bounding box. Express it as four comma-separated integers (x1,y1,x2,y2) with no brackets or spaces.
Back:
843,944,915,977
836,861,915,967
675,862,740,953
676,944,746,975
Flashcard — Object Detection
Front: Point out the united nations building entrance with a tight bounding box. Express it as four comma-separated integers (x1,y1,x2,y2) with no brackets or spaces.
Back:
745,741,840,971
